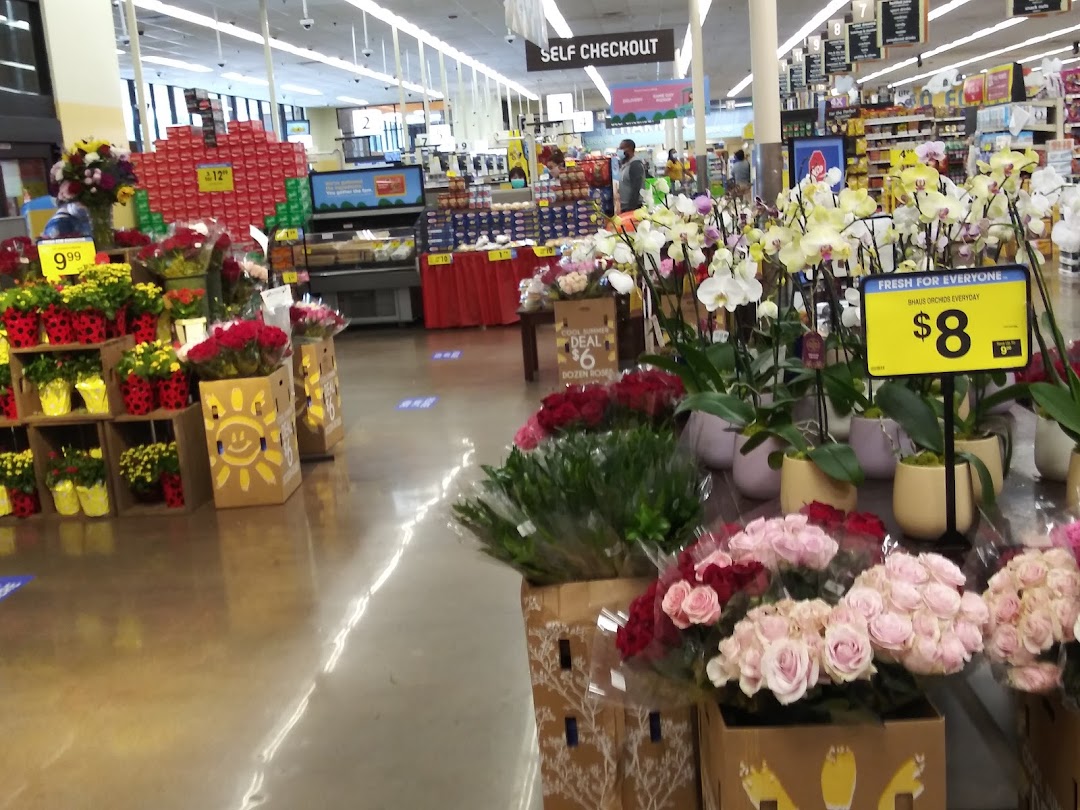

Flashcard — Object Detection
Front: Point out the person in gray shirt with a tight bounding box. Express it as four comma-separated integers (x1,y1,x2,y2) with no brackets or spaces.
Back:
618,138,648,212
730,149,752,198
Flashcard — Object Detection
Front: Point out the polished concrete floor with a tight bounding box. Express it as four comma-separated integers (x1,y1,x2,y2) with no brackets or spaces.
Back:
0,327,546,810
3,268,1080,810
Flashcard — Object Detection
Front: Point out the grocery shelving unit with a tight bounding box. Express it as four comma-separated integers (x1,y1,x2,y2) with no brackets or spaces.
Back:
974,100,1065,164
861,112,934,196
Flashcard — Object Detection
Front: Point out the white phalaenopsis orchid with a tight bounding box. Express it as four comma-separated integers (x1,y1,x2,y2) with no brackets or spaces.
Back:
840,287,862,328
605,268,635,295
915,141,947,164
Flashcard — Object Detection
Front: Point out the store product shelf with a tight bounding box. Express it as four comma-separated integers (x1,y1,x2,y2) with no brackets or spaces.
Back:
10,340,124,355
865,132,932,141
977,124,1058,134
112,408,193,423
0,418,21,430
865,115,928,126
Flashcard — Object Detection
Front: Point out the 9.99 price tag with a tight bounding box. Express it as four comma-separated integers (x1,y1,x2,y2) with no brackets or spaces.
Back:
38,238,96,282
862,266,1031,378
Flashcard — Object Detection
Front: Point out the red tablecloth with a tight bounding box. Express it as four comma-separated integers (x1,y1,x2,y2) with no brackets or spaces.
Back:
420,248,558,329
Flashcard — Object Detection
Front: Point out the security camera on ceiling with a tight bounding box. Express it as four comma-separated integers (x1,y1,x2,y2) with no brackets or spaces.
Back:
118,33,131,46
505,31,517,44
300,17,314,29
217,60,226,68
362,47,374,58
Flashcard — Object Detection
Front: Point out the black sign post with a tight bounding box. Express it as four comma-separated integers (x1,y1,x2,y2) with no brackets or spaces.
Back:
525,30,676,71
880,0,926,46
824,39,851,74
847,21,883,62
1009,0,1070,14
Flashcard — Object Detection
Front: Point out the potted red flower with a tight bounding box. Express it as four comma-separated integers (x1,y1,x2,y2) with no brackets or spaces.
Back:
0,364,16,420
165,287,208,343
0,450,39,518
128,282,164,344
186,320,290,380
38,283,74,345
116,342,158,414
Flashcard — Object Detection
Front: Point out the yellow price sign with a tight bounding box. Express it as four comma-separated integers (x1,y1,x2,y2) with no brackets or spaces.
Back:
281,271,299,284
427,253,453,266
889,149,918,170
196,163,234,193
488,249,513,262
862,266,1030,378
538,200,550,207
38,237,96,282
276,228,300,242
533,246,555,258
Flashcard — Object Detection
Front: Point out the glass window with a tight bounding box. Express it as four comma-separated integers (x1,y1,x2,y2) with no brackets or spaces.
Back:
235,96,249,122
172,86,190,125
0,1,44,96
121,81,136,146
152,83,174,137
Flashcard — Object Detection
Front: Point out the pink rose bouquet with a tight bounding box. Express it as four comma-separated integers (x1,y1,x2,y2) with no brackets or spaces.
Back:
843,552,989,676
981,547,1080,694
705,598,877,707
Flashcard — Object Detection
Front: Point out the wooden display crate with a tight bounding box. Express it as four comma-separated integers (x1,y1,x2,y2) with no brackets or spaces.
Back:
11,336,134,423
292,337,344,458
27,421,116,518
199,364,302,508
105,404,213,516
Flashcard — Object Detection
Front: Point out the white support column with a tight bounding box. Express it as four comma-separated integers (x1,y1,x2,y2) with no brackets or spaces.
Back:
418,40,432,135
689,0,707,194
259,0,281,139
748,0,782,201
439,51,451,139
391,25,408,152
123,0,151,152
471,66,480,144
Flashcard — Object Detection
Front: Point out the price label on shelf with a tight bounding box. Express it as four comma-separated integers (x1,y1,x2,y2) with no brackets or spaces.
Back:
538,200,550,207
427,253,453,266
276,228,301,242
38,237,95,282
862,266,1030,378
889,148,918,170
196,162,234,193
533,246,556,258
281,271,299,284
488,249,513,262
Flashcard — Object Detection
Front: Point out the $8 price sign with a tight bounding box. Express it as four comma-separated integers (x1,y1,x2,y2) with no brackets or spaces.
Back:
912,309,971,360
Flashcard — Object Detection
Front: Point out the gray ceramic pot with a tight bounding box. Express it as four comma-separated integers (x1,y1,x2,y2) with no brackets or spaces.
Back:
733,433,783,500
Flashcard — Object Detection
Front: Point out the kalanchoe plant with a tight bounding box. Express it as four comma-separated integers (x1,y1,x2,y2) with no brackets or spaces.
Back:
0,449,35,494
453,426,705,586
45,446,106,489
129,282,165,316
23,353,76,386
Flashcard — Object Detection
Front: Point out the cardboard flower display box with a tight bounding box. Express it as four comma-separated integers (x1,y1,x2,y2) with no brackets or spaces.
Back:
292,337,344,458
199,364,301,508
521,578,700,810
553,297,620,387
1018,693,1080,810
697,698,946,810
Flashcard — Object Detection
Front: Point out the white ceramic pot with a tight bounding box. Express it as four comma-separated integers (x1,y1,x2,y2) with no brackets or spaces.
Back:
733,434,783,501
1034,415,1072,483
686,412,737,470
849,415,910,480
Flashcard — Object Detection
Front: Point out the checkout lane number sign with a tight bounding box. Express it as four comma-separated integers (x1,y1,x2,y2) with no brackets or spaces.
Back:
862,266,1031,378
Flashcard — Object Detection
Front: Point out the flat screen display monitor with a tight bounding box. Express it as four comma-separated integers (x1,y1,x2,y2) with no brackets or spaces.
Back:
310,165,425,213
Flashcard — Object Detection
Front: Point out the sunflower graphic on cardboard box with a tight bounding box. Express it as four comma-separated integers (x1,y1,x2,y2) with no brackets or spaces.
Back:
45,446,109,517
186,320,300,508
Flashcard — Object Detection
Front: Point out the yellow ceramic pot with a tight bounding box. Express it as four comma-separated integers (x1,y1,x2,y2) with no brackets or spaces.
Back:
50,480,81,516
75,375,110,414
39,379,72,416
893,460,974,541
1068,452,1080,510
76,483,110,518
955,435,1005,500
779,455,857,514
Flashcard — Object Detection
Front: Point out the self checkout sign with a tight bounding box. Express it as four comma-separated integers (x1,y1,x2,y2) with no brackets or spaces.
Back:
38,237,96,282
861,266,1031,378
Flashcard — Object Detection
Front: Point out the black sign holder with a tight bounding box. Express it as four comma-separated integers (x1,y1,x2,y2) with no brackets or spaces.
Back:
939,374,964,549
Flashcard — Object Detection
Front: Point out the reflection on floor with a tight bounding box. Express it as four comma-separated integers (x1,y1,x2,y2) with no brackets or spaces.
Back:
1,266,1079,809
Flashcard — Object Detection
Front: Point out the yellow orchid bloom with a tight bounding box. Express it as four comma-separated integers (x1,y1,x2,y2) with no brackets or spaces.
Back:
899,164,940,194
800,226,852,263
748,243,766,263
761,226,792,255
838,188,878,218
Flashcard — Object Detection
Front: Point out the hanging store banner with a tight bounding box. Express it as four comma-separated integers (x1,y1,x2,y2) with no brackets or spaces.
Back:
847,21,883,62
962,74,986,104
1009,0,1070,15
525,30,675,71
879,0,927,46
608,78,708,124
985,63,1020,102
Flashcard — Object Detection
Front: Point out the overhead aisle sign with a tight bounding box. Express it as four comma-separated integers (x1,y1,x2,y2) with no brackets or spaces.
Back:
526,30,675,71
879,0,927,46
1009,0,1070,15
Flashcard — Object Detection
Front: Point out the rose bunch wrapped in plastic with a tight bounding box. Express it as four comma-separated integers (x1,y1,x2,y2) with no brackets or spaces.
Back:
290,300,349,342
843,552,989,676
185,320,291,380
981,547,1080,693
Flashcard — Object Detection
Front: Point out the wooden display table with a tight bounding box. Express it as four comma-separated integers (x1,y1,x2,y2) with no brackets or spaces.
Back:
517,305,646,382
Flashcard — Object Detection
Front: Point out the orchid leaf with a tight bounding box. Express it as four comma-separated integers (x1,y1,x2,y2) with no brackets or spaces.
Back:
1030,383,1080,444
677,392,754,427
808,442,865,485
876,381,944,455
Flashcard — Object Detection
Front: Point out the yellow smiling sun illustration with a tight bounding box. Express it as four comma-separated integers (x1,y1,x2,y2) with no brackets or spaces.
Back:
205,385,284,492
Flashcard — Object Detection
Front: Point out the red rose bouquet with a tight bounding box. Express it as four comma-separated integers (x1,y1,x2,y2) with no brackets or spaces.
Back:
610,368,685,421
0,236,40,280
138,226,214,280
113,229,151,248
185,320,290,380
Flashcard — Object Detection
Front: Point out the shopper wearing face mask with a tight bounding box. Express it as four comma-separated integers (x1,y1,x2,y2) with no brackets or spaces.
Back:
508,167,528,188
617,138,648,213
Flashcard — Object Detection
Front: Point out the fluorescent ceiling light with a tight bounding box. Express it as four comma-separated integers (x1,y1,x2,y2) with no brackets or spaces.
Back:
858,17,1025,84
0,15,30,31
222,71,269,86
132,0,437,98
337,96,370,106
928,0,976,21
1020,45,1073,63
889,20,1080,87
116,49,124,55
343,0,536,100
141,55,212,72
0,60,34,71
282,83,322,96
543,0,610,104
